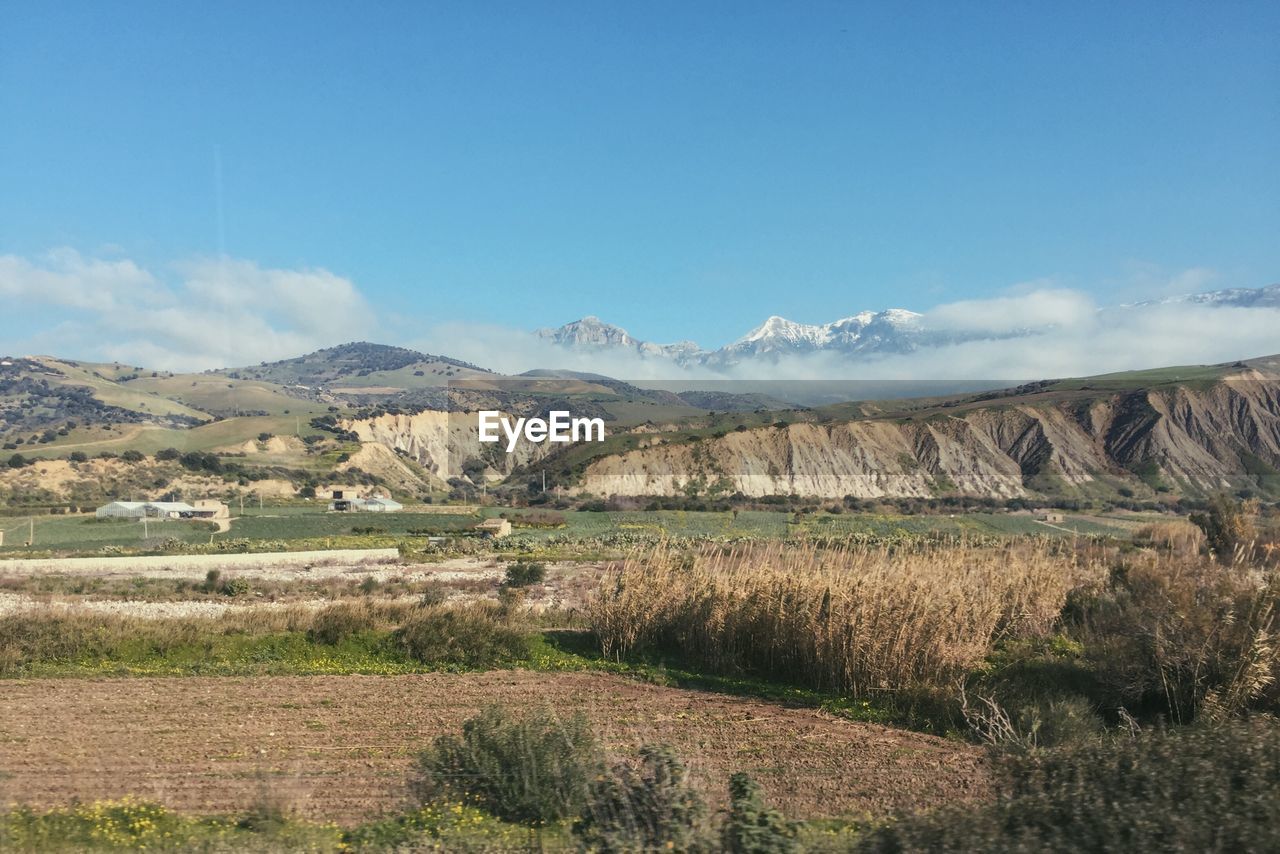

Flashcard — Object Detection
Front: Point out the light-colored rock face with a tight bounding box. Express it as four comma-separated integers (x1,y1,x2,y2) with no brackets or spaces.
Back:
578,420,1025,498
576,378,1280,499
342,410,551,482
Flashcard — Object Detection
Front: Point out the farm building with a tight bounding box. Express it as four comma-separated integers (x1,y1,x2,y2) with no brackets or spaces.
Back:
475,518,512,539
359,496,403,512
190,500,230,520
96,501,149,519
328,493,403,512
95,501,197,519
317,485,365,501
1034,511,1065,523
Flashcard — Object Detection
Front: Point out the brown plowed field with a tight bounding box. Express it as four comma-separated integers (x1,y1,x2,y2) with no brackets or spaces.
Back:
0,672,990,823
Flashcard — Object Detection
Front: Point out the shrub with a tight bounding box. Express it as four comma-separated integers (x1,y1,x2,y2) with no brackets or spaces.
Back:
1066,555,1280,722
68,451,88,463
855,720,1280,852
722,773,798,854
1190,493,1258,562
409,705,602,825
503,561,547,588
220,577,251,597
392,605,530,669
574,744,705,852
120,449,145,462
307,601,379,645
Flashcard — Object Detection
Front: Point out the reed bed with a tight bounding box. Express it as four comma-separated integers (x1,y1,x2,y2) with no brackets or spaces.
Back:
590,540,1102,696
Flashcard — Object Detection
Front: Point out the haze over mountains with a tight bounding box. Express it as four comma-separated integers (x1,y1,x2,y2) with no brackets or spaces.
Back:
533,283,1280,371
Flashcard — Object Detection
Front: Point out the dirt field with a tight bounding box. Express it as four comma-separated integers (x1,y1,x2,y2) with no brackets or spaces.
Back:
0,672,990,823
0,548,401,579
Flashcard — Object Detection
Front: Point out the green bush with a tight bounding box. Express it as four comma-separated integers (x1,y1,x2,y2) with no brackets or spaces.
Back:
392,605,530,669
503,561,547,588
722,773,798,854
574,744,706,852
409,705,602,825
856,719,1280,853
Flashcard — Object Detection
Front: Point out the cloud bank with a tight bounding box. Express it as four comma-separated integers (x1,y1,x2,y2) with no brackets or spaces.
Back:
0,249,375,370
413,285,1280,383
2,249,1275,383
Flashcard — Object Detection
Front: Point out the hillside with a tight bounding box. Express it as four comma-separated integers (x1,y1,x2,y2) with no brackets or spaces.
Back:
512,357,1280,501
7,346,1280,506
217,342,490,388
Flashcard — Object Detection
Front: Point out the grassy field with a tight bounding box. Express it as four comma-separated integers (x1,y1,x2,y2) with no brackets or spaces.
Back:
0,506,1143,555
0,516,216,550
22,415,331,459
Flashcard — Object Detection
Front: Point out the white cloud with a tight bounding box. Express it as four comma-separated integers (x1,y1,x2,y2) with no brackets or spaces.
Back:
2,251,1272,387
413,281,1280,385
922,289,1097,335
0,249,376,370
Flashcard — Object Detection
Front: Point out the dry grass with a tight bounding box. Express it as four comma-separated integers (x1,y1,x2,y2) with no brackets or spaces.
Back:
590,540,1102,696
1132,520,1205,556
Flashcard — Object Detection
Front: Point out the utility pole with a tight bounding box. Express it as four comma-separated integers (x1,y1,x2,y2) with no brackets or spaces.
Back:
28,517,34,547
142,516,148,539
542,470,546,493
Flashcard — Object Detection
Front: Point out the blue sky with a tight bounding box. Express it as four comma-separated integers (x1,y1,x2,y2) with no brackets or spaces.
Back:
2,1,1278,364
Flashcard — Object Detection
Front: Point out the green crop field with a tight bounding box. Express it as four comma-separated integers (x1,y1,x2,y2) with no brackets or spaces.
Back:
0,504,1140,556
0,516,215,551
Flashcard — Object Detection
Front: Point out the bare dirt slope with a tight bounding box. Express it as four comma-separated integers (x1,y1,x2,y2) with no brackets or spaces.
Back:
577,375,1280,498
0,672,990,823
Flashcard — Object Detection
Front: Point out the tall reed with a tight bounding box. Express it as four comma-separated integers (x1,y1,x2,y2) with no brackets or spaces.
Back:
590,540,1098,696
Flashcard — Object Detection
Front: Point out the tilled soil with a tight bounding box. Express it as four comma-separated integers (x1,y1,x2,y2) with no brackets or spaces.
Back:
0,672,990,823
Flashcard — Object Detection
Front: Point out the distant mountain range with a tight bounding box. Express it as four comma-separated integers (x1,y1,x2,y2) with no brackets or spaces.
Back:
536,283,1280,367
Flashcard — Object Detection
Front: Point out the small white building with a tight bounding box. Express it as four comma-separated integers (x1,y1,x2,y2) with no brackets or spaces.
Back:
329,493,403,512
359,496,403,512
96,501,150,519
96,501,197,519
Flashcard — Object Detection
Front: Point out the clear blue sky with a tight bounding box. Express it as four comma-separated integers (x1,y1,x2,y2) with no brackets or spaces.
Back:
2,1,1278,347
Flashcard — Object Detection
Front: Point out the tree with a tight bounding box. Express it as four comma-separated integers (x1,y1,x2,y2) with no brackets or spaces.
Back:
7,453,28,469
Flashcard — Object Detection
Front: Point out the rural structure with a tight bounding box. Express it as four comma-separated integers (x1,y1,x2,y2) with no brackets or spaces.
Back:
328,491,404,512
95,500,231,520
475,518,512,538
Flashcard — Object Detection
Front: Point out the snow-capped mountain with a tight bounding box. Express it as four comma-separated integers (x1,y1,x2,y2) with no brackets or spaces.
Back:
536,309,925,366
534,316,704,360
718,310,923,359
1129,282,1280,309
533,283,1279,369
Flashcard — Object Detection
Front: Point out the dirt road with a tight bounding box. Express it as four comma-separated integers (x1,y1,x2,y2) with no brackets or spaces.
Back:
0,672,990,823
